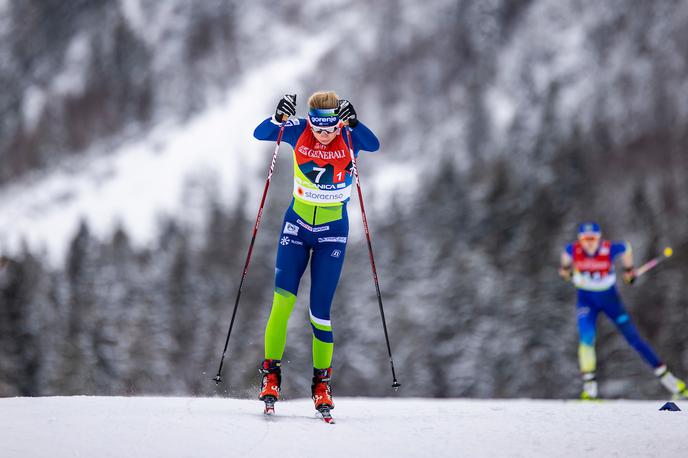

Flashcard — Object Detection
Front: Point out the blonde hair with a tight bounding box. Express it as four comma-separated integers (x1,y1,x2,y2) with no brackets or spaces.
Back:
308,91,339,110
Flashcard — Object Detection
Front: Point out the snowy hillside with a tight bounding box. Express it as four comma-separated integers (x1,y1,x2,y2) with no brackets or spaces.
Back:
1,396,686,458
0,37,329,264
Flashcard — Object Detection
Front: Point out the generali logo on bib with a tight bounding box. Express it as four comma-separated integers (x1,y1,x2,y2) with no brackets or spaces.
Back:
297,145,347,160
576,259,611,272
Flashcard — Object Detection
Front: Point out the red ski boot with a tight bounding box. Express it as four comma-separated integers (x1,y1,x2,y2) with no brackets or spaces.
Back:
259,359,281,414
312,367,334,423
312,367,334,409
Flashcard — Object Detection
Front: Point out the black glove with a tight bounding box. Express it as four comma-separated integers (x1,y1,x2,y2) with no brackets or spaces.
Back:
623,267,636,285
337,99,358,127
275,94,296,121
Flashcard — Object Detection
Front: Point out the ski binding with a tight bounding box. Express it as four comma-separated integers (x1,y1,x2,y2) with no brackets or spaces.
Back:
316,405,335,424
263,396,276,415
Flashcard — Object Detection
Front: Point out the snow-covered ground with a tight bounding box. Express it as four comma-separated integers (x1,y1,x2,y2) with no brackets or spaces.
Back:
0,396,685,457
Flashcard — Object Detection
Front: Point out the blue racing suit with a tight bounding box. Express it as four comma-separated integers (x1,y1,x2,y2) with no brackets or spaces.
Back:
566,240,662,372
254,115,379,369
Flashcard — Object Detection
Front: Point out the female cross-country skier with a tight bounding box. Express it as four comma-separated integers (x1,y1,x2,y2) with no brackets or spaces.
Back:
559,222,687,400
252,92,379,417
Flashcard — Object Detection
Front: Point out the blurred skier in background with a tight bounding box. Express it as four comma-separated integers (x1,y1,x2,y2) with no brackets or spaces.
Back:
559,222,687,400
252,91,379,416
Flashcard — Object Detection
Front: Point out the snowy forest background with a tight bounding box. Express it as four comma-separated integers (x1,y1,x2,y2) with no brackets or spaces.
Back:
1,0,687,400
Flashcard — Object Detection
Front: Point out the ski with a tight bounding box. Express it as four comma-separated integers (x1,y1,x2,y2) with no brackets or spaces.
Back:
316,405,335,424
263,396,276,416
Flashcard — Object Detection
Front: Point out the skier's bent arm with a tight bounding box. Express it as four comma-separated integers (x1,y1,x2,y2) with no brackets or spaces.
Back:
620,242,636,284
620,242,633,269
337,100,379,152
253,117,304,147
348,121,380,153
559,251,573,281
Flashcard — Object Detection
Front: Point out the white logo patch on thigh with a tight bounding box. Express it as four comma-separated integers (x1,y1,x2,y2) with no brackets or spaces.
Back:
283,222,299,236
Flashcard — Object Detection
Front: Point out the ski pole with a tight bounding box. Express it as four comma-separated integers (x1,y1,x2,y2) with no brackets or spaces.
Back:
213,105,294,385
344,126,401,390
636,246,673,278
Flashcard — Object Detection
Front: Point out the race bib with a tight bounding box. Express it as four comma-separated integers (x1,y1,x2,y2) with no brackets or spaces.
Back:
292,129,353,206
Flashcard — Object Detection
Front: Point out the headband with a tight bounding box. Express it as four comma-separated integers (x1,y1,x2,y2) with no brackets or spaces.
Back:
308,107,339,127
